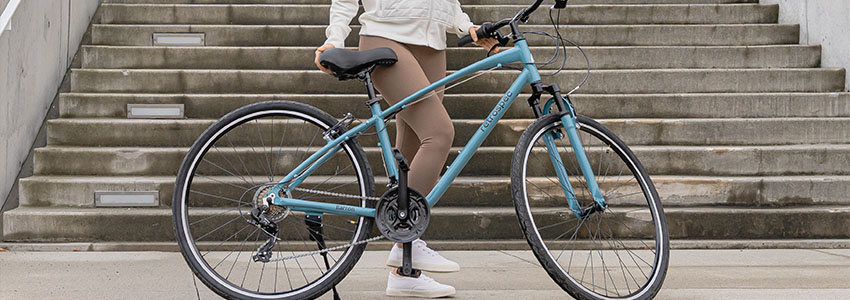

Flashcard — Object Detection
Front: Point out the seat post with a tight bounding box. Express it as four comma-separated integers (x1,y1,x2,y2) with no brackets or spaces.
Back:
361,72,379,101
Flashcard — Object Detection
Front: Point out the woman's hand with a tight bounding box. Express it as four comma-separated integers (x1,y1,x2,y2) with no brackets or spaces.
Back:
314,44,335,74
469,26,500,53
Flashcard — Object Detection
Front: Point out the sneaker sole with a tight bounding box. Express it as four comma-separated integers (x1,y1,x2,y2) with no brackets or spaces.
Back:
386,287,456,298
386,258,460,273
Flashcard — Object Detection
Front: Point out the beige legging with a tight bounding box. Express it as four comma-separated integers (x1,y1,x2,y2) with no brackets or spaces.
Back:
359,35,454,196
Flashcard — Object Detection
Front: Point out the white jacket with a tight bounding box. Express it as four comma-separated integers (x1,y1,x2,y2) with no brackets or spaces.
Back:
324,0,475,50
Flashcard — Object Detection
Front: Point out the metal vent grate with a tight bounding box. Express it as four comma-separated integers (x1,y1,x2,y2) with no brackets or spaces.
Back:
152,33,205,46
95,191,159,207
127,104,184,119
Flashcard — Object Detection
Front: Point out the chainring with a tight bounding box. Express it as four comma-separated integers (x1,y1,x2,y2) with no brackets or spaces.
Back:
375,186,430,243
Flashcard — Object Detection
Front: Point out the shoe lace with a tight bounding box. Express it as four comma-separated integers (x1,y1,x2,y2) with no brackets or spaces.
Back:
419,274,436,283
415,240,440,257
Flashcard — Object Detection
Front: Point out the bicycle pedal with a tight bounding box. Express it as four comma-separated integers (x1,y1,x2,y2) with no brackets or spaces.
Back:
252,253,271,263
392,149,410,171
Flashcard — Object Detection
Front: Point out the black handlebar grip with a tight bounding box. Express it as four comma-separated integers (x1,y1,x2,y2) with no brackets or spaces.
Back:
457,25,489,47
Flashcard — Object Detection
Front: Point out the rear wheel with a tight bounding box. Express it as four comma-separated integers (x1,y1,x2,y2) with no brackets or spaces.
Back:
173,101,375,299
511,114,669,300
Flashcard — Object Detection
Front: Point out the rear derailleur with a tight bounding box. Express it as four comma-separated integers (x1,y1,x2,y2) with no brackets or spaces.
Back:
248,204,280,263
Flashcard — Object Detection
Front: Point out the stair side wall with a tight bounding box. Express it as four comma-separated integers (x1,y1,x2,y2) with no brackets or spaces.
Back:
0,0,101,239
761,0,850,91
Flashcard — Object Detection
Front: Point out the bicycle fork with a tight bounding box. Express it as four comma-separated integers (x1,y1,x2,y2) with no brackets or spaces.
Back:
531,83,607,219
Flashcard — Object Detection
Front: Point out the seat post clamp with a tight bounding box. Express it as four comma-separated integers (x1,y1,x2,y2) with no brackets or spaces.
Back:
365,96,383,107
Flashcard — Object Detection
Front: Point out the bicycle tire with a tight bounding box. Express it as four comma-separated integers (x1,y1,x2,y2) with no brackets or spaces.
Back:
511,113,669,300
173,100,376,300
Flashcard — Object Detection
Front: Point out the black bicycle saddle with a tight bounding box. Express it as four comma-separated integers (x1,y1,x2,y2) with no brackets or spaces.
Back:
319,47,398,80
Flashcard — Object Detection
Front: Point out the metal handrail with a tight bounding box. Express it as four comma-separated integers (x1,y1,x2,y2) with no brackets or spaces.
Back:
0,0,23,39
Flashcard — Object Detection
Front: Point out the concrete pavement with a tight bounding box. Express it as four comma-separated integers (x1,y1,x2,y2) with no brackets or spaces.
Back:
1,249,849,299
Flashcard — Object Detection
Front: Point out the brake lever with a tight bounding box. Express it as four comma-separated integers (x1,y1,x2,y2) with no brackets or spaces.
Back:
494,32,511,47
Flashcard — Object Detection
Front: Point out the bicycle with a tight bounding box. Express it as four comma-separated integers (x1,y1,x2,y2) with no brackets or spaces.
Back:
172,0,669,299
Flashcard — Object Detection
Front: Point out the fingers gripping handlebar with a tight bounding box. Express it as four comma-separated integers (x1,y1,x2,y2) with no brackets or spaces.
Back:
457,22,497,47
457,19,513,47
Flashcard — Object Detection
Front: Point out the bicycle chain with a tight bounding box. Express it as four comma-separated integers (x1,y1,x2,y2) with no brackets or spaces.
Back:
266,235,385,262
289,186,382,202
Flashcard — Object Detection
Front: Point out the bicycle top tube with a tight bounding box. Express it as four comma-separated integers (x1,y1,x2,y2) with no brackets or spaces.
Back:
378,41,539,122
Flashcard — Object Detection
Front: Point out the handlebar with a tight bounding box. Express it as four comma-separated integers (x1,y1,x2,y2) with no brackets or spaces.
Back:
519,0,546,22
457,0,560,47
457,22,496,47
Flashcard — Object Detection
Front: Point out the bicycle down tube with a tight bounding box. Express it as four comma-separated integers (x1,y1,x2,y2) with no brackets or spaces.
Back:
267,39,603,218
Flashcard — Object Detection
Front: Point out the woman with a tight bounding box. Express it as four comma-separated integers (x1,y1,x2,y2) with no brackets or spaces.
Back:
313,0,499,298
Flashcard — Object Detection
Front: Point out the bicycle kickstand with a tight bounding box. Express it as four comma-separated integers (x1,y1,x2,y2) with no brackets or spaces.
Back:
306,214,342,300
392,149,422,278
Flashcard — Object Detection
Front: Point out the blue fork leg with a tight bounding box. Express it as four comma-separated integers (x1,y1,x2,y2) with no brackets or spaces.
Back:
542,98,607,217
542,131,582,217
559,113,607,211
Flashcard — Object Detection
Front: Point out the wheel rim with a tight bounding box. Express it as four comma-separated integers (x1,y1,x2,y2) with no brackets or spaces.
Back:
176,108,370,298
520,119,666,299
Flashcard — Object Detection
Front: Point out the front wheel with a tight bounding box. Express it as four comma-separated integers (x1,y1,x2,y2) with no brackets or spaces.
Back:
511,114,669,300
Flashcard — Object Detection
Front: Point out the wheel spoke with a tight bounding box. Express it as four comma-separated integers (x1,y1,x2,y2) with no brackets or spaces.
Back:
519,118,667,299
176,109,370,297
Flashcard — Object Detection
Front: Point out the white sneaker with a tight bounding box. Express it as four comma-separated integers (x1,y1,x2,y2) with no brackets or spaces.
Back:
386,240,460,272
386,272,456,298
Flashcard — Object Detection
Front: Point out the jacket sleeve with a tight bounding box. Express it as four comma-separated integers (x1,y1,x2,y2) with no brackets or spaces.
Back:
449,1,475,38
324,0,360,48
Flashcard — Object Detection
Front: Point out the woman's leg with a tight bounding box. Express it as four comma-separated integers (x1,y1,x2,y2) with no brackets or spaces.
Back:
360,36,461,284
409,44,447,102
395,119,420,167
392,42,448,185
359,35,454,196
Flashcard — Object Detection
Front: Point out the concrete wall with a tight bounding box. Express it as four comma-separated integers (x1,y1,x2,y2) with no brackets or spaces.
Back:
0,0,100,215
761,0,850,91
1,1,10,15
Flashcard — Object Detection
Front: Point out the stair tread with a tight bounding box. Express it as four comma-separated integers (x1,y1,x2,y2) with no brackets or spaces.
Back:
47,117,850,122
90,23,800,47
22,174,850,180
20,174,850,208
102,0,760,4
42,117,850,147
81,45,820,49
98,3,778,26
8,205,849,213
33,144,850,150
80,44,821,70
59,92,850,96
71,67,841,71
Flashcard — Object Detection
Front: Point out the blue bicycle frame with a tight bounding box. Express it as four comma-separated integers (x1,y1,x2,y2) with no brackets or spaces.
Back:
267,39,605,219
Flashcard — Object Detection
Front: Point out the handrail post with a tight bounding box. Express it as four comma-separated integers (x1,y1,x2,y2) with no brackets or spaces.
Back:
0,0,24,37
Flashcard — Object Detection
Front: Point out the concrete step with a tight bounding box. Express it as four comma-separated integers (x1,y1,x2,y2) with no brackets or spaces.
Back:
80,45,821,70
46,118,850,147
90,24,799,47
31,145,850,176
4,206,848,242
59,93,850,119
99,4,778,25
102,0,761,5
18,175,850,208
69,69,845,94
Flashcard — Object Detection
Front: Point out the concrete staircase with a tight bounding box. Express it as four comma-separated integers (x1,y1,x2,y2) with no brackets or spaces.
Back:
3,0,849,246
